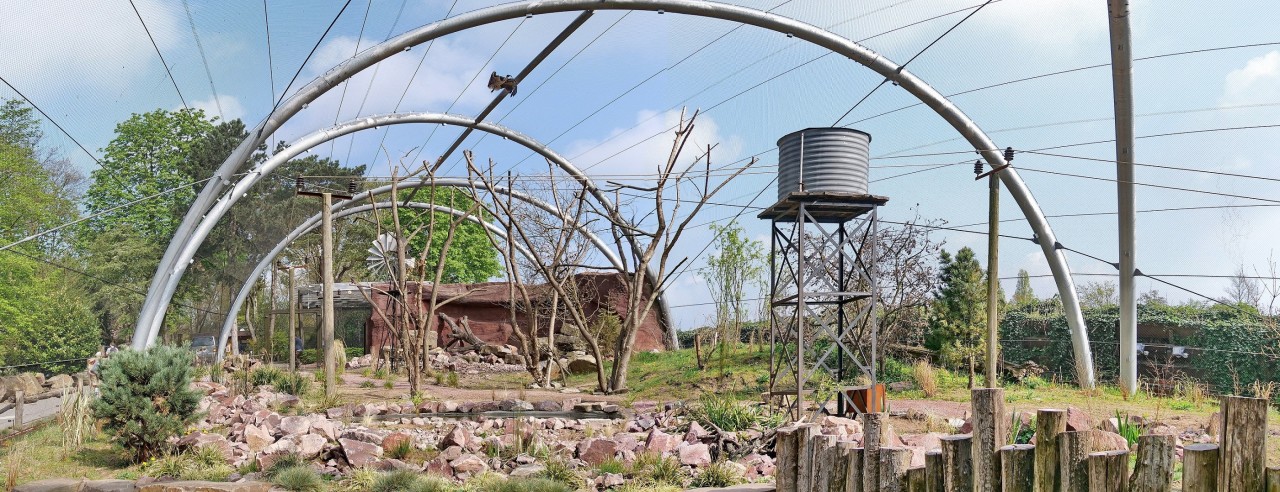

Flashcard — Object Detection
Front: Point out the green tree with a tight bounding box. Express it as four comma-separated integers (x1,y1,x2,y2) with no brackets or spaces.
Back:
92,345,201,462
0,99,42,149
927,247,987,387
1012,269,1036,306
386,187,501,284
699,221,765,371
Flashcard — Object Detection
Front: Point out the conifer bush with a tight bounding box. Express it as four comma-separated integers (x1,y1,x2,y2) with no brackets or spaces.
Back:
91,345,202,462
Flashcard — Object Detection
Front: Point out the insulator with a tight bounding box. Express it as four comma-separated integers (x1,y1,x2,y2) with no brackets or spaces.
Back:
1004,146,1015,163
295,176,304,191
973,160,983,176
347,180,357,194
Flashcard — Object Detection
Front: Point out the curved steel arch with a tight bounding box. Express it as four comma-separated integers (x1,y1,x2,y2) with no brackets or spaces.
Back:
138,0,1094,385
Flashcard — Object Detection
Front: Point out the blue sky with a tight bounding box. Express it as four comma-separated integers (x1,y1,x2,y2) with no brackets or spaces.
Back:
2,0,1279,330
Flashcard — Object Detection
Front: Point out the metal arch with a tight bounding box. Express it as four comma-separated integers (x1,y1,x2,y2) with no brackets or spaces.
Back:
213,201,530,362
138,0,1094,385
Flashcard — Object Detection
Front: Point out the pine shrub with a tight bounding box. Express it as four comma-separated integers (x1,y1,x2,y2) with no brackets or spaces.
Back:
91,346,202,462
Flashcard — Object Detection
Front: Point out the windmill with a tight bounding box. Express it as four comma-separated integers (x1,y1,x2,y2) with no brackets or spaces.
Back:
366,233,416,280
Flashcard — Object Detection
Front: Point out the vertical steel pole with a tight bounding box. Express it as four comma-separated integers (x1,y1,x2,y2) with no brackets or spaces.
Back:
321,193,337,399
986,175,1001,388
837,222,846,416
288,267,297,372
1108,0,1138,396
796,204,807,419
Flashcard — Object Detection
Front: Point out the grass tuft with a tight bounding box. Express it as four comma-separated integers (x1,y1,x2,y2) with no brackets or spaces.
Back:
271,465,324,492
913,360,938,398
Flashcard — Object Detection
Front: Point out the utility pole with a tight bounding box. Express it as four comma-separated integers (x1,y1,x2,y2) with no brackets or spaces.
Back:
297,177,354,399
278,263,303,372
977,149,1013,388
267,265,277,364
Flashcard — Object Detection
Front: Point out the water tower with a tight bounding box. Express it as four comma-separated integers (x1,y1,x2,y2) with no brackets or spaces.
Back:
758,127,886,420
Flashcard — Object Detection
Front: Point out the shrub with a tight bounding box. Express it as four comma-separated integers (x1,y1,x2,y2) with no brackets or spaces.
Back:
537,460,585,489
92,345,202,462
632,453,684,486
299,349,318,365
372,469,419,492
688,461,742,488
275,372,311,396
346,347,365,358
1115,411,1142,447
912,360,938,397
688,393,760,432
446,371,459,388
251,366,284,387
272,465,324,492
263,453,307,478
596,458,626,474
140,454,191,479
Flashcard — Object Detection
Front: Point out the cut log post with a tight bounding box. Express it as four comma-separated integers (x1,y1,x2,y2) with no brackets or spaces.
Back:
1219,395,1267,491
906,466,926,492
831,440,855,492
940,434,974,492
812,434,838,492
1036,408,1067,492
798,423,820,491
879,446,912,492
12,390,24,430
1087,450,1130,492
925,450,944,492
972,388,1007,492
1058,430,1092,492
775,424,801,492
862,412,887,492
845,445,865,492
999,444,1034,492
1266,466,1280,492
1181,443,1219,492
1128,434,1174,492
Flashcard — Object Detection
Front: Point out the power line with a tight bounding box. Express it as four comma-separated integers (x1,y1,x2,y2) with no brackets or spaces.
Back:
1021,149,1280,184
329,0,374,158
1017,165,1280,205
182,0,223,120
128,0,189,110
0,76,101,166
953,203,1280,229
273,0,353,113
262,0,277,146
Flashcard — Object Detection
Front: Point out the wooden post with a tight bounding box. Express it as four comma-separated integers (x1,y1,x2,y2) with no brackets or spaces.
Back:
925,450,944,492
1220,395,1267,491
846,445,865,492
1265,466,1280,492
879,446,912,492
813,434,838,492
288,265,298,372
1087,450,1129,492
320,192,336,398
1128,434,1174,492
1181,443,1219,492
12,390,23,430
831,441,855,492
906,467,926,492
798,423,820,490
999,444,1034,492
941,434,974,492
1036,408,1067,492
985,171,1000,388
972,388,1007,492
862,412,886,492
267,265,277,363
775,424,801,492
1058,430,1092,492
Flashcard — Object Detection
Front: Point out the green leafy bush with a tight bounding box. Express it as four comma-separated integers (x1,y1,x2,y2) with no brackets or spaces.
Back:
251,366,284,387
91,345,202,462
299,349,318,365
688,393,761,432
346,347,364,358
275,372,311,396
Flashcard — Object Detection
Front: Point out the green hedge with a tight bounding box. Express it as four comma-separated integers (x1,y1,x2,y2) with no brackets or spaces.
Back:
1001,299,1278,394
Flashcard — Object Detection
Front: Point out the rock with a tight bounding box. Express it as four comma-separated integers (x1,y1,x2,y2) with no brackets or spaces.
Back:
1065,406,1093,432
1090,429,1131,452
440,424,473,450
498,399,534,412
450,453,488,474
534,400,561,412
244,424,274,452
46,374,75,390
685,421,709,443
136,482,271,492
901,432,944,452
310,418,339,442
325,407,346,419
509,464,546,478
577,438,618,465
14,479,83,492
679,442,712,467
440,401,460,413
80,480,138,492
278,416,311,436
600,473,626,488
821,416,862,436
566,354,598,374
181,432,233,462
382,432,413,454
296,434,326,459
887,381,915,392
340,438,384,467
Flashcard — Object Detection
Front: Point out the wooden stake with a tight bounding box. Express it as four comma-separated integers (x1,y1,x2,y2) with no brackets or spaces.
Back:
812,434,837,492
1058,430,1092,492
1087,450,1129,492
925,450,944,492
12,390,23,430
1219,395,1267,491
906,466,926,492
1035,408,1067,492
831,440,855,492
1181,443,1219,492
972,388,1007,492
941,434,974,492
862,412,886,492
1265,466,1280,492
798,423,820,490
846,446,865,492
1128,434,1174,492
999,444,1034,492
879,446,912,492
775,424,801,492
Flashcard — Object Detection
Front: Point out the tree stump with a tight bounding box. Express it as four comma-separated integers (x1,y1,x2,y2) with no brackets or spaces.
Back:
941,434,974,492
1058,430,1092,492
1181,443,1219,492
797,423,820,491
1265,466,1280,492
999,444,1034,492
906,466,926,492
925,450,944,492
775,424,801,492
1220,396,1267,491
1036,408,1067,492
845,446,865,492
1128,434,1174,492
972,388,1007,492
879,446,912,492
831,440,855,492
862,412,887,492
812,434,838,492
1088,450,1129,492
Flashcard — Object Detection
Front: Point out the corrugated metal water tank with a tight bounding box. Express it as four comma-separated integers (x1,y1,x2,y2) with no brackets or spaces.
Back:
776,127,871,200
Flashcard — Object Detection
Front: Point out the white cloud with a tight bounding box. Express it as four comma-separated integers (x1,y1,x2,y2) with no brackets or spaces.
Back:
190,94,245,122
564,109,745,179
1221,51,1280,106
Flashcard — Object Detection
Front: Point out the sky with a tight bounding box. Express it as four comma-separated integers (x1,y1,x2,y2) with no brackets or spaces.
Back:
2,0,1279,331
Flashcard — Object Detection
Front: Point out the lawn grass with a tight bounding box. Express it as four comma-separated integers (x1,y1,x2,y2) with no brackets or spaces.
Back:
0,423,138,485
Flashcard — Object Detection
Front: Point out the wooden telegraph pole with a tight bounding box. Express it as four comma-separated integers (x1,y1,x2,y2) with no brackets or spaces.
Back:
296,176,355,399
976,148,1013,387
277,263,303,371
